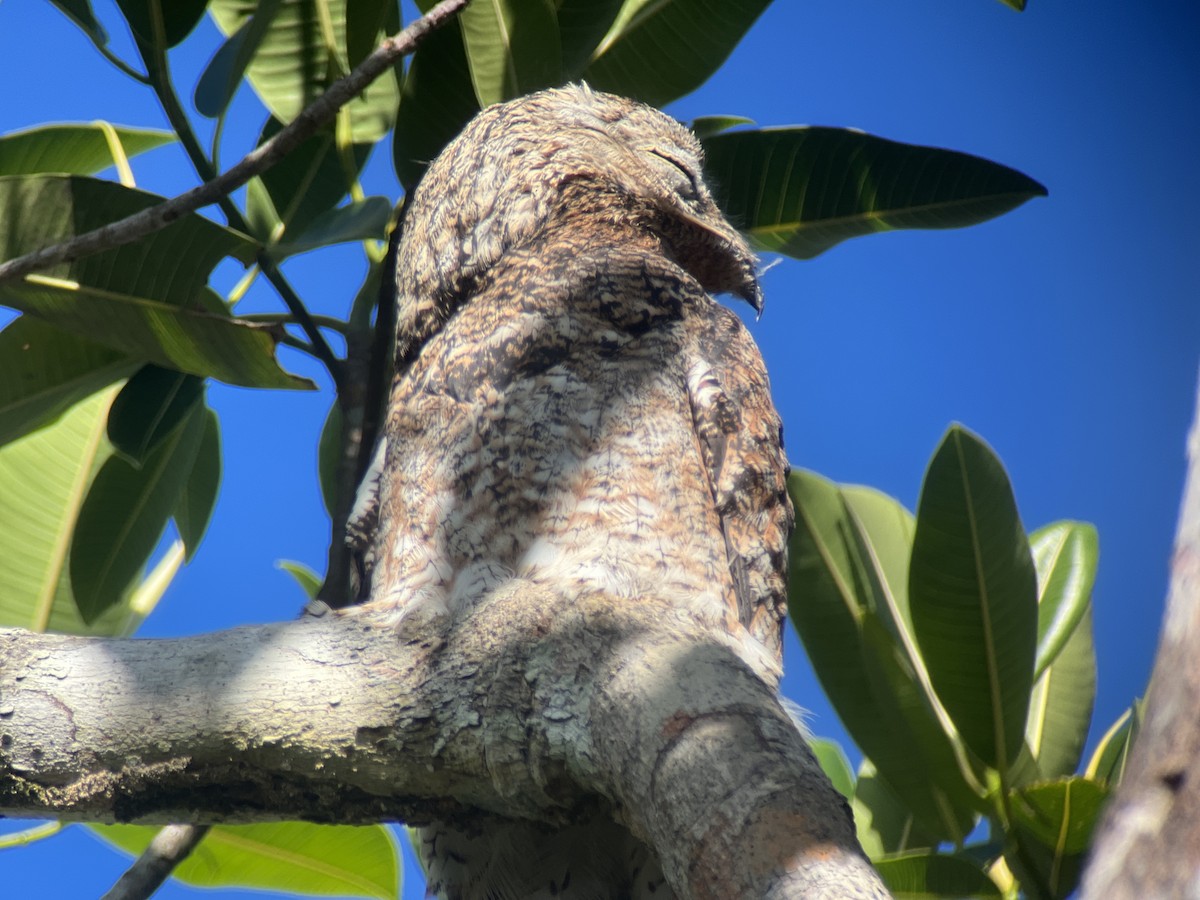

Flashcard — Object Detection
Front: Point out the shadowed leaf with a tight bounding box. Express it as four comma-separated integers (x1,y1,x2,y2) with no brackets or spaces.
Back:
702,127,1047,259
459,0,561,106
0,316,134,447
0,175,309,389
174,408,221,561
70,403,206,622
107,366,204,465
584,0,771,107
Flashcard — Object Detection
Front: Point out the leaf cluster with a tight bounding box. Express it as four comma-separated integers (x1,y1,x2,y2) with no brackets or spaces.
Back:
794,426,1140,899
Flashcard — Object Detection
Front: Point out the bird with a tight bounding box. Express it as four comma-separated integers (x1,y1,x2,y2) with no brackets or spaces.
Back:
349,83,793,900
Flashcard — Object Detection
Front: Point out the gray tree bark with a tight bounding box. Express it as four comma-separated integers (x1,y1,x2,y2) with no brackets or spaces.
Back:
0,579,885,898
1080,371,1200,899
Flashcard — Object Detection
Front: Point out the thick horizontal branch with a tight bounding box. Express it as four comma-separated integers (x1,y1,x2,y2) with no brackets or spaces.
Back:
0,582,886,898
0,0,469,287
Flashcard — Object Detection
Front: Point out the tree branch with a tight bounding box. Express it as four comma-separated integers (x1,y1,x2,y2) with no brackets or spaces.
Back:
0,583,886,898
101,824,210,900
1079,368,1200,898
0,0,470,288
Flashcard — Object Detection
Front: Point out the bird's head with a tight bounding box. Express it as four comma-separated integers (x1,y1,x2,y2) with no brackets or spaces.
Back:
394,84,762,354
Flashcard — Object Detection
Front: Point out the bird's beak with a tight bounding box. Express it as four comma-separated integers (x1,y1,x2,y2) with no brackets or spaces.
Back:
670,200,763,314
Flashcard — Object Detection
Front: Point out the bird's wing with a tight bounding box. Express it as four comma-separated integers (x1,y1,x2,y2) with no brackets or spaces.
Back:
684,300,793,666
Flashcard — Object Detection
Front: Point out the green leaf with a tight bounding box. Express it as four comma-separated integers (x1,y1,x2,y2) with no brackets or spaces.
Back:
174,407,221,561
0,387,147,635
1023,606,1095,783
701,128,1047,259
116,0,209,48
249,118,372,241
209,0,399,143
999,0,1027,10
0,316,134,447
1007,777,1109,899
48,0,110,47
318,400,343,518
909,425,1038,772
275,197,392,258
689,115,754,140
584,0,771,107
279,560,323,600
809,737,855,802
788,469,979,843
1030,521,1098,680
459,0,561,107
1086,701,1142,786
852,760,942,858
93,822,399,898
0,124,173,177
0,175,309,390
347,0,401,67
874,851,1002,898
392,13,480,189
195,0,286,118
70,402,206,622
557,0,623,76
107,366,205,465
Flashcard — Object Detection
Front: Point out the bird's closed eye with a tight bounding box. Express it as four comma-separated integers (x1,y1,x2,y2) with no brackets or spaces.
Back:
647,148,700,201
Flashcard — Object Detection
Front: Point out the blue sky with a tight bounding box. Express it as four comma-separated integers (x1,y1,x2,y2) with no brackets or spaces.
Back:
1,1,1197,897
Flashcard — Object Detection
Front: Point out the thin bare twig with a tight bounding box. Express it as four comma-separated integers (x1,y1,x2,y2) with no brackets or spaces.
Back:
101,824,210,900
0,0,470,288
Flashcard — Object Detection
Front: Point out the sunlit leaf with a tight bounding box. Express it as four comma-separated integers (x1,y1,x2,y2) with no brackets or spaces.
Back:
702,127,1047,259
70,403,206,622
809,737,854,802
1030,521,1098,679
689,115,754,140
0,175,309,390
0,316,134,447
584,0,771,106
909,425,1038,772
1086,701,1142,786
209,0,399,143
107,366,205,465
458,0,561,106
788,469,979,843
1023,607,1095,782
0,387,147,635
93,822,399,898
174,408,221,561
851,759,941,858
0,124,173,177
279,560,323,600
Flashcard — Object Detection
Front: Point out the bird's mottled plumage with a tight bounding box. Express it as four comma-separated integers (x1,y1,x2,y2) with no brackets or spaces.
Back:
351,84,792,899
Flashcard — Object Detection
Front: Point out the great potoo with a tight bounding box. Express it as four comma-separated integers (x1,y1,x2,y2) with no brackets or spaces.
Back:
351,84,793,900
